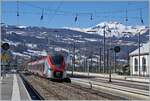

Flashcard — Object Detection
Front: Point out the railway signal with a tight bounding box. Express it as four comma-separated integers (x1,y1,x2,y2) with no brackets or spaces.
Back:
114,46,120,72
1,43,10,51
1,43,10,73
1,52,9,62
114,46,120,53
109,46,121,82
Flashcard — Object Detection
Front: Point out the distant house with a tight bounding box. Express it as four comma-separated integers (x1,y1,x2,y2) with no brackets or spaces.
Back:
129,42,150,76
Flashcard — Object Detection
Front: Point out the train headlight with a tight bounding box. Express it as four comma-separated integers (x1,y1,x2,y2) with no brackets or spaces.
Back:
48,68,51,72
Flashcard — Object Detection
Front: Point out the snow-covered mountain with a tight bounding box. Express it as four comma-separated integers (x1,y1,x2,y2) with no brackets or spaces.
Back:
64,21,149,38
1,22,149,64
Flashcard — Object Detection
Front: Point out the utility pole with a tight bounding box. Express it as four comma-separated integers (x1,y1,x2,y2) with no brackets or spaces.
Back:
127,49,130,66
109,30,112,82
88,58,90,77
83,57,85,72
109,48,113,82
138,31,141,76
48,37,50,55
85,57,87,72
90,55,92,72
109,66,112,82
114,52,116,73
103,26,106,73
109,50,112,82
106,49,109,73
99,47,102,73
72,41,75,76
97,57,98,72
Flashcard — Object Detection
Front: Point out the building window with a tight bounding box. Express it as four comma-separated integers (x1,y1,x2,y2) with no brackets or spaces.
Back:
134,58,138,71
142,57,146,72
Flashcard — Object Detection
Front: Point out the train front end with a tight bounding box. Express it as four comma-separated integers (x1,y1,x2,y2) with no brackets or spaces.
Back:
48,54,71,82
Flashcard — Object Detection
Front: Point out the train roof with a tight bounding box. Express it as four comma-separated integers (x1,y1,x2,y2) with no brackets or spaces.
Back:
28,56,47,65
28,53,64,65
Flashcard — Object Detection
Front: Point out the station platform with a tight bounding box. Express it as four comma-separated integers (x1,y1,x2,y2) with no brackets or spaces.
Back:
0,73,31,100
67,71,149,83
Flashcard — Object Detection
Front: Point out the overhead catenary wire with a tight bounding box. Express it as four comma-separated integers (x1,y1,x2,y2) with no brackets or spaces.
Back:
2,1,147,28
3,10,147,20
18,2,147,16
3,9,147,19
9,1,147,27
2,2,148,22
48,2,63,23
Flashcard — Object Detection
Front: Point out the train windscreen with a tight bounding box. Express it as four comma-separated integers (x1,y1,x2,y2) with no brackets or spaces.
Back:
51,54,64,65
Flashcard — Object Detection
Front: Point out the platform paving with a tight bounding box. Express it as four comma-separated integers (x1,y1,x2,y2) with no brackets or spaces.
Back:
0,73,31,100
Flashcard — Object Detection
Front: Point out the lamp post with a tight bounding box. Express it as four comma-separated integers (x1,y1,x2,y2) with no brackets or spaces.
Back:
106,49,109,73
72,41,75,76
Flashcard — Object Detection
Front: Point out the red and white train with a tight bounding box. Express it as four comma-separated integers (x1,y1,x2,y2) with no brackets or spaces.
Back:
27,53,71,82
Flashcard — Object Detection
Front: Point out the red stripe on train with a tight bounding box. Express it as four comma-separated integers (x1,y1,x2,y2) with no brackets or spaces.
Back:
47,55,65,72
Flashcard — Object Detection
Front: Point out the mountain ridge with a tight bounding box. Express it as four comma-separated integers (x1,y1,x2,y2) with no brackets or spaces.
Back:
64,21,148,38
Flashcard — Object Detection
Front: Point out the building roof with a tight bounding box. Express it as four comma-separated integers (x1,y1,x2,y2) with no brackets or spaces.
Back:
129,41,150,56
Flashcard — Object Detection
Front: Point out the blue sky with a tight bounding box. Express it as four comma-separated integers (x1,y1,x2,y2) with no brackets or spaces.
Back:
1,1,149,28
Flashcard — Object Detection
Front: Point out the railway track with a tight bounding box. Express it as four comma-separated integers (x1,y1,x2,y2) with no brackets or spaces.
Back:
61,82,127,100
71,78,149,100
68,73,149,91
31,76,68,100
22,73,127,100
43,78,127,100
68,73,149,84
19,74,44,100
86,77,149,91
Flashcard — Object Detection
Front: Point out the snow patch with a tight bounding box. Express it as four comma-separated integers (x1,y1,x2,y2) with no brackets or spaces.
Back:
54,47,69,53
84,38,97,42
26,43,37,48
2,39,20,46
11,51,30,58
17,25,27,28
26,49,47,56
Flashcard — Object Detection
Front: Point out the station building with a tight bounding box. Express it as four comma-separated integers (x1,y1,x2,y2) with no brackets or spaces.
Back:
129,42,150,76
